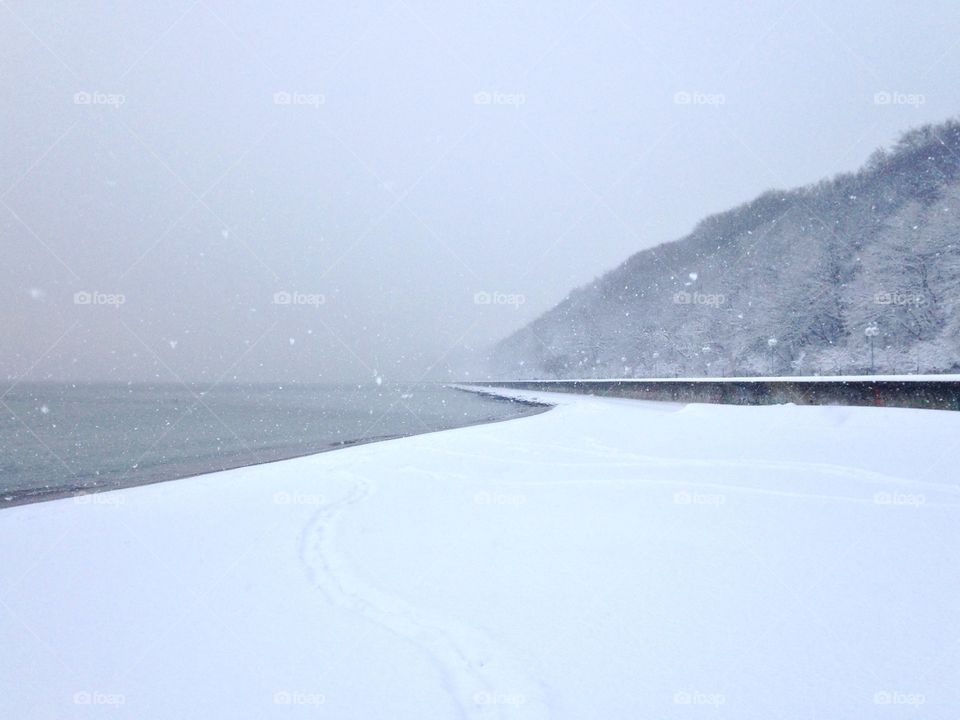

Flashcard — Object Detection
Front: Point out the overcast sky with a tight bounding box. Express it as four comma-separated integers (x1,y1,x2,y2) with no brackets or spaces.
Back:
3,0,960,383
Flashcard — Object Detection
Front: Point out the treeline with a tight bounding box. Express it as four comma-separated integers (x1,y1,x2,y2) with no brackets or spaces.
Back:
493,118,960,378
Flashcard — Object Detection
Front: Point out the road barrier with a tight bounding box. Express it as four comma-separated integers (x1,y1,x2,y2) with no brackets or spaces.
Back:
474,378,960,411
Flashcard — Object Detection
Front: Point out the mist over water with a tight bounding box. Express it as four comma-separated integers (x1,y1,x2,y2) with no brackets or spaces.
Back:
3,2,960,383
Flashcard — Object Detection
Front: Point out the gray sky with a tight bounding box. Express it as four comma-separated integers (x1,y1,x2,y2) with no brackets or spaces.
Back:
2,0,960,383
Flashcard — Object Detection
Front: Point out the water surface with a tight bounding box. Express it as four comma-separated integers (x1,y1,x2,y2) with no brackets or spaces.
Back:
0,383,542,506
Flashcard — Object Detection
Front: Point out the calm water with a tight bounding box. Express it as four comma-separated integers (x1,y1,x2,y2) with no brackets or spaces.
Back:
0,383,541,506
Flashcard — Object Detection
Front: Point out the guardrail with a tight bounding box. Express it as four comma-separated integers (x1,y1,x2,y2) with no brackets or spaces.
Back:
472,378,960,411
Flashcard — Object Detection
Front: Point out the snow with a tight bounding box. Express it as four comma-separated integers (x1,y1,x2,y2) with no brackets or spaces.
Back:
2,387,959,718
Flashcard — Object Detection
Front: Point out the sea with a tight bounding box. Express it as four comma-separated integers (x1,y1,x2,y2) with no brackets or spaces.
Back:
0,382,540,506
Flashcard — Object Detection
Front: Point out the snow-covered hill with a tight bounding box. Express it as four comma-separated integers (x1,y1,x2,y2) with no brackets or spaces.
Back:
493,119,960,378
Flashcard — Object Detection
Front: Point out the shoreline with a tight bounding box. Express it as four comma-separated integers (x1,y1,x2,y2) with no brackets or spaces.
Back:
1,390,551,510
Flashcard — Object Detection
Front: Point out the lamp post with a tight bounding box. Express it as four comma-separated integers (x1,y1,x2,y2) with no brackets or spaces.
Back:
864,325,879,374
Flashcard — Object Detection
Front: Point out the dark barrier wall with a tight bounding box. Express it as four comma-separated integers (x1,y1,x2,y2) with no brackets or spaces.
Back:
475,379,960,411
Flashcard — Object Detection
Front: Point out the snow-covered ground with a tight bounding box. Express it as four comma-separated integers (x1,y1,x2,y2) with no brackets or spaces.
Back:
2,387,958,718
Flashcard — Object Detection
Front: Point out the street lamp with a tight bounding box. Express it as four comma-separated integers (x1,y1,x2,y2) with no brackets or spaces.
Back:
864,324,880,374
766,337,778,375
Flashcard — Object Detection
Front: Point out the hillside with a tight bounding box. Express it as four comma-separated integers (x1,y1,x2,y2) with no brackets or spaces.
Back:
492,119,960,378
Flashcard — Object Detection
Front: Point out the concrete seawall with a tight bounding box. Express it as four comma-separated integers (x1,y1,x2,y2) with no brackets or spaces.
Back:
474,378,960,411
